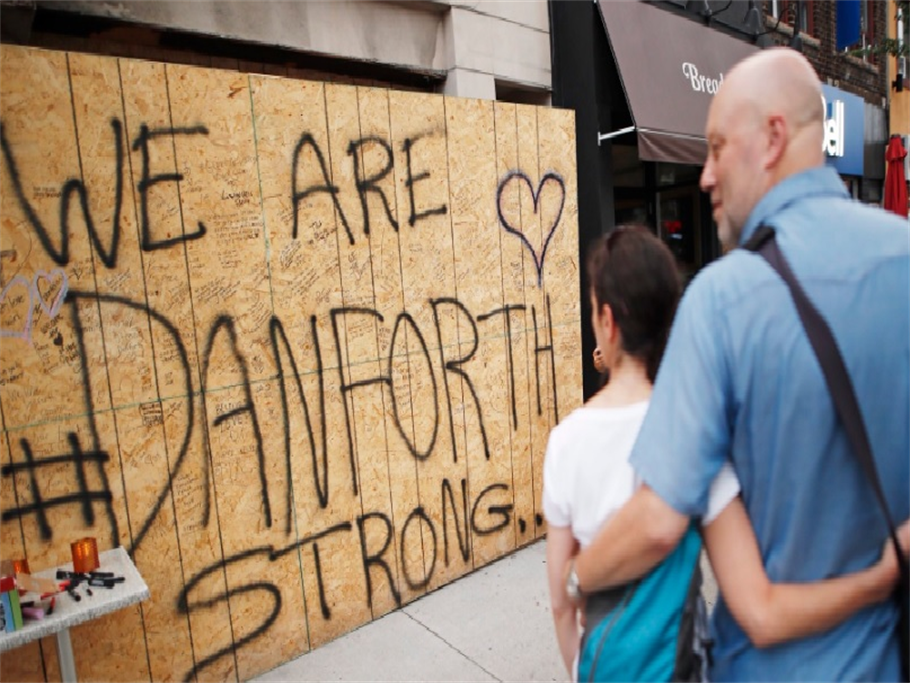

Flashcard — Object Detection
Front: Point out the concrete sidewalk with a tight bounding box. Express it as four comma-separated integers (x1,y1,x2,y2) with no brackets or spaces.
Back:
253,540,566,682
253,540,719,682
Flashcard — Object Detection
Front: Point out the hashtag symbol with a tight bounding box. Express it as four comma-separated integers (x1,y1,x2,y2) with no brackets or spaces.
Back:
1,433,114,541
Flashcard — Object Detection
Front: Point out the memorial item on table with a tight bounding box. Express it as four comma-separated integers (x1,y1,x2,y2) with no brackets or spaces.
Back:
70,537,100,574
0,576,23,632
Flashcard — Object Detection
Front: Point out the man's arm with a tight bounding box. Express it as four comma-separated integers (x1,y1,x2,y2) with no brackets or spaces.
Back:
705,500,909,648
574,485,689,593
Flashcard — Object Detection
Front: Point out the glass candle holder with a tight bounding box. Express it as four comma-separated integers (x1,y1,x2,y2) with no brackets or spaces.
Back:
70,538,99,574
10,558,29,576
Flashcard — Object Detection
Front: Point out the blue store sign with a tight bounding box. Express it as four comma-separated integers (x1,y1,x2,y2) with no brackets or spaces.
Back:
821,84,864,176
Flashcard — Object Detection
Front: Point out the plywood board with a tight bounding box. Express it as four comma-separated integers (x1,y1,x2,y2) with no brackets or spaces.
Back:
535,108,582,439
515,105,558,540
0,430,46,683
117,58,233,682
329,83,403,619
387,89,470,597
0,44,581,682
492,102,537,547
115,403,195,682
442,96,516,569
0,46,110,431
249,73,370,652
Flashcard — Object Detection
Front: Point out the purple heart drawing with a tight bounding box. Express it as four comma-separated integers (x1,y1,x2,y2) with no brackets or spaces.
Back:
33,268,69,319
0,274,34,342
496,170,565,286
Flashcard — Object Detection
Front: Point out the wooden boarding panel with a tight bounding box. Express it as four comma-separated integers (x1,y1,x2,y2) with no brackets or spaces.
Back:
442,96,516,569
249,74,369,650
68,52,194,681
508,106,545,542
351,85,417,616
535,108,583,434
161,391,235,683
200,379,309,682
4,414,127,571
0,627,44,681
67,52,156,408
118,60,233,681
0,46,111,430
492,102,537,547
0,431,46,683
386,89,454,605
115,403,195,682
386,92,440,602
163,64,300,683
514,105,558,540
164,64,272,388
69,602,150,682
0,44,581,682
119,58,203,398
327,83,404,619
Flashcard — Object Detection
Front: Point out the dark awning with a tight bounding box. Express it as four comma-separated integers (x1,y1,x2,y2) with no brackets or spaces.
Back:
597,1,758,165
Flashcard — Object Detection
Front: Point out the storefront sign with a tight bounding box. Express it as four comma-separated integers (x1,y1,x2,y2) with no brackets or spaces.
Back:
820,84,864,176
681,62,724,95
597,0,757,165
822,96,845,157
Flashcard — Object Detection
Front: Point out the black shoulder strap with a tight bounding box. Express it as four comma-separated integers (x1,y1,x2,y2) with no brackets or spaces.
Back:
743,225,907,577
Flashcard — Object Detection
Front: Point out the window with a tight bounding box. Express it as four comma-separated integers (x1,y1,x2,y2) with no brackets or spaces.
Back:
841,0,878,63
901,3,909,79
860,0,875,49
768,0,814,35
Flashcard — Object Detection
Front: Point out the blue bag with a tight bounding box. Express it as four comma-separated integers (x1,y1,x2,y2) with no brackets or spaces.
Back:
577,526,709,682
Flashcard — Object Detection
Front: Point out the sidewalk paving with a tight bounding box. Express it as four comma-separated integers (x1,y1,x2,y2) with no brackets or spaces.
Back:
253,539,719,682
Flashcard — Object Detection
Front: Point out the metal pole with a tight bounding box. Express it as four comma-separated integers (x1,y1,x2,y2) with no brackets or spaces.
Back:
790,0,804,51
55,628,78,683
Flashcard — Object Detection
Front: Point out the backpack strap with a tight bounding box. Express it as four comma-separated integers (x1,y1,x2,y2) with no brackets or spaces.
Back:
743,225,907,581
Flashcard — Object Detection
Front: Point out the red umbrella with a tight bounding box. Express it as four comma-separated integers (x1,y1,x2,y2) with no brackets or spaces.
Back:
884,135,908,218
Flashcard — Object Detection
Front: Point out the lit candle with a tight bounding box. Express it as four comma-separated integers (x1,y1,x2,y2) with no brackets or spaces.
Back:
70,538,99,574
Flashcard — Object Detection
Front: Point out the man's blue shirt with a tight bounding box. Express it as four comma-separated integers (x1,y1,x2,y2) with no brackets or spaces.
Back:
630,166,910,681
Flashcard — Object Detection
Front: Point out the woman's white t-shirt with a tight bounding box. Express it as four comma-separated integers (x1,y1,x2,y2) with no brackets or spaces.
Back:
542,401,740,547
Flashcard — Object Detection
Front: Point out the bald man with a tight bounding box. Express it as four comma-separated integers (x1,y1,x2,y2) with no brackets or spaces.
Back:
570,48,909,680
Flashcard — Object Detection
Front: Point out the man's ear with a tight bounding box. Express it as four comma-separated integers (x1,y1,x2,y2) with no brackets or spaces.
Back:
764,114,787,169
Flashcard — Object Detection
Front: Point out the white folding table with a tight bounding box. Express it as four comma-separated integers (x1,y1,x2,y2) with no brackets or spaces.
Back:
0,546,149,682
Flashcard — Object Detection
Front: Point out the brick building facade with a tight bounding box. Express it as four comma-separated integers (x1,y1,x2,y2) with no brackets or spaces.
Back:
761,0,889,107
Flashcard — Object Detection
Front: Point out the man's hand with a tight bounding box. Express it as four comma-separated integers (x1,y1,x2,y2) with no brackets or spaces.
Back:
876,519,910,587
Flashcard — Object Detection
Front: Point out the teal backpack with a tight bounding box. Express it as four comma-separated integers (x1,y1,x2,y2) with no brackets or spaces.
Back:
577,526,710,682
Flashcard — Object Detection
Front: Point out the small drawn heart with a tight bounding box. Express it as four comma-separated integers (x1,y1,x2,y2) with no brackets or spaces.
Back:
496,170,565,286
0,274,34,342
33,268,69,319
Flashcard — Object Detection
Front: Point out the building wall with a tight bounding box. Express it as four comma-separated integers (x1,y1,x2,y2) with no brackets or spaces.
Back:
9,1,552,101
887,0,909,136
761,0,889,107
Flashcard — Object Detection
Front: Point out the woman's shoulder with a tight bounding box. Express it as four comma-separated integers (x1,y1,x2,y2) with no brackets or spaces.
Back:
547,402,648,451
547,406,600,439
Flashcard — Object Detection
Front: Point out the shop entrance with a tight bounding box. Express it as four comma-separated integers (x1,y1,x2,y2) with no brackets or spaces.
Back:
613,145,719,286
